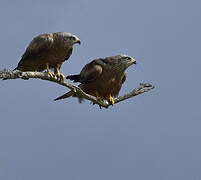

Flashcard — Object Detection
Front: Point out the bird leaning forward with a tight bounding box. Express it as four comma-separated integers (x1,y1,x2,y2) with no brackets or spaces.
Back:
14,32,81,80
54,54,136,105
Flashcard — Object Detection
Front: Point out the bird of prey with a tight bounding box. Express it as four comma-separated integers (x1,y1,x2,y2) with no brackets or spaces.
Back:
54,54,136,104
15,32,81,79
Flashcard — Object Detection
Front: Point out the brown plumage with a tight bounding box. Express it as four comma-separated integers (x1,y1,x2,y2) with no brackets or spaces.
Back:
54,54,136,104
15,32,80,79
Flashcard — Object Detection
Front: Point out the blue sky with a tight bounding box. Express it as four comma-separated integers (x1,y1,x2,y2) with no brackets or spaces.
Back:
0,0,201,179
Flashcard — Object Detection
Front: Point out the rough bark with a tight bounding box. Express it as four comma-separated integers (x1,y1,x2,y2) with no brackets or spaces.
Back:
0,69,155,109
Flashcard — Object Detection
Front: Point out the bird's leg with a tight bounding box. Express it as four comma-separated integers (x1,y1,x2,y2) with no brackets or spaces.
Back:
108,95,115,105
46,63,54,78
54,64,65,80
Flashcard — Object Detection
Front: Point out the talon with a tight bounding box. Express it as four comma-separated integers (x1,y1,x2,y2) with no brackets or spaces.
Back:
108,95,115,105
54,65,65,80
46,63,54,78
59,73,65,80
56,72,65,81
47,71,54,78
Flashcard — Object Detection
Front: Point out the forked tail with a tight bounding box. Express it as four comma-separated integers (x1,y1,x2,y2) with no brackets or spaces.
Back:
54,91,74,101
66,74,81,83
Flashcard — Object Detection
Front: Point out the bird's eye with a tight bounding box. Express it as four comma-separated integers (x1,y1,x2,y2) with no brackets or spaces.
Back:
122,56,130,60
70,36,75,40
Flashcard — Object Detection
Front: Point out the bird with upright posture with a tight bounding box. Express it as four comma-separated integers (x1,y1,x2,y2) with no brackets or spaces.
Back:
15,32,81,79
54,54,136,104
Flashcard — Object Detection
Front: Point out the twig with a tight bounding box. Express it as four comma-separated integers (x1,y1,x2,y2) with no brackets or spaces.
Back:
0,69,155,108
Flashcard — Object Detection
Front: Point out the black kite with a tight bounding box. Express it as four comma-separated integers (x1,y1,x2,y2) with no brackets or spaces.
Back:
15,32,80,79
54,54,136,104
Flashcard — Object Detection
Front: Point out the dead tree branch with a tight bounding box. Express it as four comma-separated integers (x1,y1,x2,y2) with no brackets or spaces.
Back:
0,69,154,108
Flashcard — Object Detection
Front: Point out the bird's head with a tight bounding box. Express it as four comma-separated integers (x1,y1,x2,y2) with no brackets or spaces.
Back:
108,54,136,69
59,32,81,46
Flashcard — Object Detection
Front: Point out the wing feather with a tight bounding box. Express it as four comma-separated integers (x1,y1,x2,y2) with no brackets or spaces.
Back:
122,72,127,84
80,60,103,83
21,33,54,59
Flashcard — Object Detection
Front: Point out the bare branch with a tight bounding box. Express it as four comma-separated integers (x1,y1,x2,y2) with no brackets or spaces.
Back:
0,69,154,108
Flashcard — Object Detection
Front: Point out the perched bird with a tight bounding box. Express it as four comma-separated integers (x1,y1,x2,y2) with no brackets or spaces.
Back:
15,32,81,79
54,54,136,104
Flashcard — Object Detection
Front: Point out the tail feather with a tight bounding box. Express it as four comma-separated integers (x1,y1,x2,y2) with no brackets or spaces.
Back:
66,74,81,83
13,65,20,71
54,91,74,101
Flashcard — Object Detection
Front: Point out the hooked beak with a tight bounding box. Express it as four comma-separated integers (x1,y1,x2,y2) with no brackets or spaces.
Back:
131,58,136,65
75,39,81,45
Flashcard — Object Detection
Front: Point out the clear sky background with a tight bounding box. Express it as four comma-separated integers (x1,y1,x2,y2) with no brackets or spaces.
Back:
0,0,201,179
